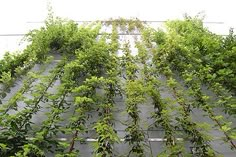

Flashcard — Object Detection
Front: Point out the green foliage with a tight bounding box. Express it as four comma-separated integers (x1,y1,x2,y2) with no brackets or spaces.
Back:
93,119,119,156
1,13,236,156
25,14,100,62
122,39,147,156
154,15,236,116
153,15,236,151
15,144,45,157
0,51,33,79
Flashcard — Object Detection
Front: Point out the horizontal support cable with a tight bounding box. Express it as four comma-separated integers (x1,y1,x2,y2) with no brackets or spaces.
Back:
26,137,184,142
25,137,224,142
27,20,224,24
0,33,142,36
0,34,26,36
0,20,225,37
0,33,229,37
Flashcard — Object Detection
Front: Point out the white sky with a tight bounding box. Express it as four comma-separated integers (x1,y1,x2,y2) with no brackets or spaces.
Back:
0,0,236,56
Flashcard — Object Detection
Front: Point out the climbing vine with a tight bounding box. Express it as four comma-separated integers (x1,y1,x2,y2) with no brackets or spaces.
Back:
0,12,236,157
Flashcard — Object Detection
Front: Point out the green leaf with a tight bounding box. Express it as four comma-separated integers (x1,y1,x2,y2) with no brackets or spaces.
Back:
221,125,231,132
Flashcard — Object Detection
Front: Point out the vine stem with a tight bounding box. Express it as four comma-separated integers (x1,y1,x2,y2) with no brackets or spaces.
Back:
138,30,183,155
69,130,79,153
19,62,65,129
207,110,236,149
